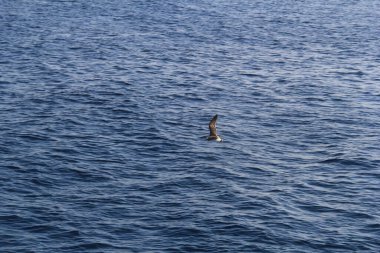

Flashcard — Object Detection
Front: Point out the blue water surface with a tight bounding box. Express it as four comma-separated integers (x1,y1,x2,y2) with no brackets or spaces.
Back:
1,0,380,252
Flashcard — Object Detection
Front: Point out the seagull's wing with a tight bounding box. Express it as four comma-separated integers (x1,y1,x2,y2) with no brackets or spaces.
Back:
209,114,218,136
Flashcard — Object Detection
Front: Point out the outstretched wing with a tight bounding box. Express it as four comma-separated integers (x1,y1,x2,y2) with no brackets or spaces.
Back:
209,114,218,136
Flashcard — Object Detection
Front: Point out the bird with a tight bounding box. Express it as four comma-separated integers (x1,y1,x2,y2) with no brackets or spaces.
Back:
207,114,223,142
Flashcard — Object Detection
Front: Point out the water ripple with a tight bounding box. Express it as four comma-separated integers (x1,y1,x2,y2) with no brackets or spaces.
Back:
1,0,380,252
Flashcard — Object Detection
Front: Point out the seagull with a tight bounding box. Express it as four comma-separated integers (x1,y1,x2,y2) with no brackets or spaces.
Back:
207,114,223,142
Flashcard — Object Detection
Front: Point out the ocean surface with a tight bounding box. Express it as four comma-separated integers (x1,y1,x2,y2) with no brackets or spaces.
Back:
1,0,380,252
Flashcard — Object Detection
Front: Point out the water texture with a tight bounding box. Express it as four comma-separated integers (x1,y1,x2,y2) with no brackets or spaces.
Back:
1,0,380,252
